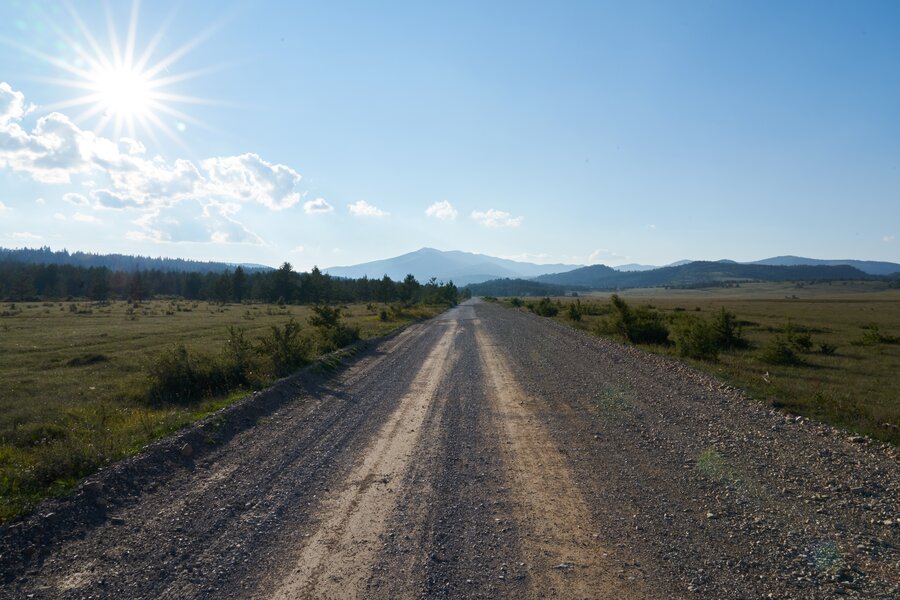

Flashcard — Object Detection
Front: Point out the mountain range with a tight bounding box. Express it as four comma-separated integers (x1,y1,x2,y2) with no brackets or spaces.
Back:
323,248,581,286
324,248,899,286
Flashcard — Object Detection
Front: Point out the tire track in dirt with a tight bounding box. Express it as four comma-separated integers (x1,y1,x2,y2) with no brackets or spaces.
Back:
368,313,529,599
475,324,653,599
269,319,459,599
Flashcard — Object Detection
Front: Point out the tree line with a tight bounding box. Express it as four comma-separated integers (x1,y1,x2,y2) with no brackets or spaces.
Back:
0,246,268,274
0,259,466,306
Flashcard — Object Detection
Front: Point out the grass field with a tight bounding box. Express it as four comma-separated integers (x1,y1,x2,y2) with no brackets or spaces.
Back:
502,281,900,446
0,299,441,522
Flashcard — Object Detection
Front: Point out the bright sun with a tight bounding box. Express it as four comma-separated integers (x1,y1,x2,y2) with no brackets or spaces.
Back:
91,66,152,119
28,1,215,145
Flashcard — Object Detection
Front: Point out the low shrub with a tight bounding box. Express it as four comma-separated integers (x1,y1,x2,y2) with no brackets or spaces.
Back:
566,302,582,321
147,344,228,403
759,336,804,366
784,322,813,352
309,305,361,352
859,324,900,345
531,297,559,317
256,319,313,377
674,318,719,361
711,308,748,349
222,326,258,386
818,342,837,355
610,295,669,345
66,353,109,367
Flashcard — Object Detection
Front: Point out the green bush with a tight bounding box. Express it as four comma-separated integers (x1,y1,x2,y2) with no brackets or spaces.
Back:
860,324,900,345
532,297,559,317
818,342,837,355
711,308,748,349
609,295,669,345
309,305,361,353
674,318,719,361
256,319,313,377
147,344,228,403
784,322,813,352
759,336,803,366
222,326,258,385
509,297,523,307
566,302,582,321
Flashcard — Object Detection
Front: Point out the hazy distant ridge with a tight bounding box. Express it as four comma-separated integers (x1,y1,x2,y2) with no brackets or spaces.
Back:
324,248,582,286
749,256,900,276
534,261,870,289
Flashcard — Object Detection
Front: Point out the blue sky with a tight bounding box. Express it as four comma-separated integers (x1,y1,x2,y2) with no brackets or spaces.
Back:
0,0,898,270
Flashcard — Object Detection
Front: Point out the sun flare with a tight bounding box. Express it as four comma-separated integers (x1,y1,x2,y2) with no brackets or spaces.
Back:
22,0,217,146
91,65,152,120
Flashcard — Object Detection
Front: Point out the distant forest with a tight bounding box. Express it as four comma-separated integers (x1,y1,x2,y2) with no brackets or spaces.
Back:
0,256,463,305
0,246,270,274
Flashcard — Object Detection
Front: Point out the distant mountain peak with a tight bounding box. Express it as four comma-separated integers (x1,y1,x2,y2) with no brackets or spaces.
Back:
324,248,582,286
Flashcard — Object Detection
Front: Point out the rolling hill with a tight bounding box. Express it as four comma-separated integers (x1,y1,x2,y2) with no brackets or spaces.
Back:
749,256,900,276
534,261,869,289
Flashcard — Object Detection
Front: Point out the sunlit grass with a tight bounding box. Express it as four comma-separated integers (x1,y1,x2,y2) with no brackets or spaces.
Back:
0,299,439,522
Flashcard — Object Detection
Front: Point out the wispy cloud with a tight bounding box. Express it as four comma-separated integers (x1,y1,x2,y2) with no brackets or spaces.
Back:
349,200,387,217
884,235,896,243
303,197,333,214
502,252,552,263
11,232,43,240
0,201,7,211
587,248,630,264
471,208,523,228
63,192,91,207
73,212,102,224
425,200,458,221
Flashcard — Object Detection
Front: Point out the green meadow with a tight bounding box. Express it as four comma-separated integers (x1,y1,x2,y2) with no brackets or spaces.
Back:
0,299,439,522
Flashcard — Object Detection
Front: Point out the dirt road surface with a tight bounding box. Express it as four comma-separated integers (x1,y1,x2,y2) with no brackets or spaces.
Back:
1,299,897,598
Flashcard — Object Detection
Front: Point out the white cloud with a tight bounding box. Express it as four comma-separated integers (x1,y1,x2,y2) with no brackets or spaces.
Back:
73,212,102,224
884,235,895,243
129,201,263,245
35,197,45,204
587,248,629,264
201,153,301,210
63,192,90,206
648,224,657,229
0,82,306,245
425,200,458,221
54,212,67,220
11,231,43,240
291,245,305,253
0,200,7,211
303,197,333,214
349,200,387,217
471,208,523,228
0,82,29,125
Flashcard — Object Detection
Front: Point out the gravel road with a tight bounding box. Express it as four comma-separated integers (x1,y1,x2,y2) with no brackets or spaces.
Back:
1,299,897,599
